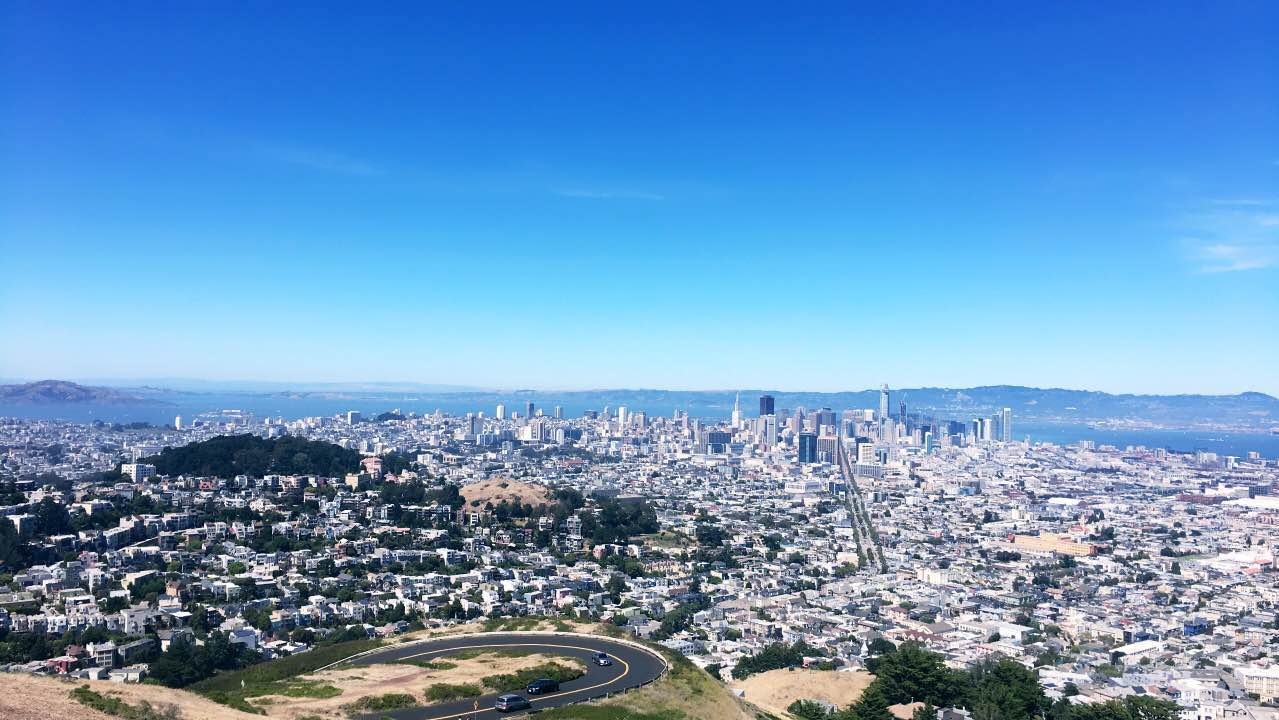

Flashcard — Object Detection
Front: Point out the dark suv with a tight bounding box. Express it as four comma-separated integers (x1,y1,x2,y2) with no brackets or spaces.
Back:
526,677,560,695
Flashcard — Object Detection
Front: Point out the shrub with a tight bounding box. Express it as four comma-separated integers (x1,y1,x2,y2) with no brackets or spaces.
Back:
788,699,833,720
398,658,458,670
732,641,823,679
272,681,342,699
347,693,417,711
425,683,483,701
481,661,585,692
69,686,180,720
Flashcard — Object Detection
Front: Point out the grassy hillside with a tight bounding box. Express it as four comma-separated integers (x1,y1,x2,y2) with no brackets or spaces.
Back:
187,637,383,713
540,630,757,720
0,623,754,720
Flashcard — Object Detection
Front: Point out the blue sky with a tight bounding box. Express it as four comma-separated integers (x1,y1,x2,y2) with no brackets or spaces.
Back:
2,2,1277,394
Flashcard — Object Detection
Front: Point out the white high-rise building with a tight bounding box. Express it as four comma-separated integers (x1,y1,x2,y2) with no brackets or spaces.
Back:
496,403,506,420
731,392,742,429
879,384,892,442
762,414,777,447
121,463,156,481
1001,407,1012,442
174,415,183,430
617,406,628,428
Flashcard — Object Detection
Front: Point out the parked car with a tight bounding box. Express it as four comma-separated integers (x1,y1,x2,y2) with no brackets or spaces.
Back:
495,694,531,712
526,677,559,695
592,652,613,666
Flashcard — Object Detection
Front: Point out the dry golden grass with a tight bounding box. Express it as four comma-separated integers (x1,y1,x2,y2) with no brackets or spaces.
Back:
733,668,874,718
890,701,926,719
253,650,582,719
0,672,261,720
541,646,754,720
583,676,757,720
0,674,115,720
460,478,554,508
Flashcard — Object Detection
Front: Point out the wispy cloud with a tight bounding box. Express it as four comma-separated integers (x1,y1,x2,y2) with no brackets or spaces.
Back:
1186,241,1277,273
1181,197,1279,273
1207,197,1271,207
555,188,665,201
258,145,382,176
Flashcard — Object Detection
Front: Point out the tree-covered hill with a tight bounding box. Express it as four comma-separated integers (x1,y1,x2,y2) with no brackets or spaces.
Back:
142,434,362,478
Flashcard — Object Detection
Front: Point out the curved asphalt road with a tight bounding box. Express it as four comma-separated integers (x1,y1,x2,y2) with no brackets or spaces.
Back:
346,633,667,720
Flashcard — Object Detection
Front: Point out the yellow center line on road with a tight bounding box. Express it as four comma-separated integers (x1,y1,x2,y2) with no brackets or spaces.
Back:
364,642,633,720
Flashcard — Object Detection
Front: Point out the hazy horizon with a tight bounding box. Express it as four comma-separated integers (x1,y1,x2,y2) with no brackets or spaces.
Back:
2,376,1277,399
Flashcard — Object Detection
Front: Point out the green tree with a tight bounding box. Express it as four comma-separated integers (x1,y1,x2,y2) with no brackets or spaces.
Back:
967,657,1048,720
605,574,628,602
867,643,968,708
732,641,822,679
188,603,211,636
845,683,894,720
33,498,72,535
1069,696,1180,720
0,517,22,568
790,699,833,720
868,637,897,656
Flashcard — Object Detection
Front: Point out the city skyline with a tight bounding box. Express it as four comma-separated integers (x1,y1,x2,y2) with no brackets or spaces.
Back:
3,3,1277,394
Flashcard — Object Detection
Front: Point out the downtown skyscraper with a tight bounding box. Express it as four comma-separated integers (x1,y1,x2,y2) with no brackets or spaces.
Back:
759,394,775,417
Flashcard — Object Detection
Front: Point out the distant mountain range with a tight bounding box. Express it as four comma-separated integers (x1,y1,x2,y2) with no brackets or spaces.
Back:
1,380,1275,431
65,378,486,393
0,380,163,405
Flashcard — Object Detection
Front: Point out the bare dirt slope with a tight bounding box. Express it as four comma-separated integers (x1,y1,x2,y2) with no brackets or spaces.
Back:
461,478,554,508
733,668,874,718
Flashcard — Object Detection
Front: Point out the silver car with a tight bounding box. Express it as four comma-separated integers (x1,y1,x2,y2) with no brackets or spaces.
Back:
495,694,531,712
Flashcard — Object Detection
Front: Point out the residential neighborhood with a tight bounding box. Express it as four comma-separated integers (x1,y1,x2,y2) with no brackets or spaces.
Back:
2,397,1278,720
